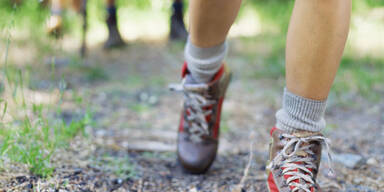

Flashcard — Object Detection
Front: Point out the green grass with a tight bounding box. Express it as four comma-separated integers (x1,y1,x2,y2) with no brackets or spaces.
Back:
0,103,93,177
220,112,231,134
129,103,151,114
94,155,137,179
0,61,94,176
0,1,94,177
334,57,384,101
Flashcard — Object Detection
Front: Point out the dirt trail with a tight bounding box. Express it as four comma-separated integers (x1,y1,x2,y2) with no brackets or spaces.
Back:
1,41,384,191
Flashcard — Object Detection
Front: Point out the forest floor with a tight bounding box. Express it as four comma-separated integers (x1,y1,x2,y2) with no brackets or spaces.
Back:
1,36,384,192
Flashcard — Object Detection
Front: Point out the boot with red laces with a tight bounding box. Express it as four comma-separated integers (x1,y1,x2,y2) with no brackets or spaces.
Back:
267,127,333,192
170,62,231,174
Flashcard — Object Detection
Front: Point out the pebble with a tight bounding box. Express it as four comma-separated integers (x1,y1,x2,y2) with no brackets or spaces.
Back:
113,178,123,185
353,177,364,185
73,168,83,175
345,185,376,192
15,176,27,184
366,157,378,166
26,183,33,189
331,153,366,169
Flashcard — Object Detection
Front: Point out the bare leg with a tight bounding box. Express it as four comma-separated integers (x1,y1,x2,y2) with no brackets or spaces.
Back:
276,0,351,133
185,0,241,83
189,0,242,48
286,0,351,100
269,2,351,191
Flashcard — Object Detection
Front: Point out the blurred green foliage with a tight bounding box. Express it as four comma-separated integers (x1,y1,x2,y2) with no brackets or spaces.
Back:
1,0,383,41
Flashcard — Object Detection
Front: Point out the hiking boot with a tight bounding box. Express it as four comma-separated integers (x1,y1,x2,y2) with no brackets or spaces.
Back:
169,62,231,174
46,15,63,37
103,17,125,49
267,127,333,192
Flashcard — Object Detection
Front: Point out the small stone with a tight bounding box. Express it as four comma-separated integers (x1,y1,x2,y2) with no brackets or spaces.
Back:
346,184,375,192
139,92,149,102
331,153,365,169
73,168,82,175
367,157,378,166
26,183,33,189
15,176,27,183
113,178,123,185
95,130,107,137
148,95,158,105
353,177,364,184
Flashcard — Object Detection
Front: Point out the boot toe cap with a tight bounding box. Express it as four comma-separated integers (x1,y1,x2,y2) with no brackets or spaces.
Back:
177,135,218,174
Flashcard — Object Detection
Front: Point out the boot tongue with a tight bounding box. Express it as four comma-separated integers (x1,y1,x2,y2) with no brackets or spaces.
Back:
183,75,209,93
292,130,322,138
289,132,313,157
295,145,310,157
285,144,308,157
290,130,322,157
184,74,199,84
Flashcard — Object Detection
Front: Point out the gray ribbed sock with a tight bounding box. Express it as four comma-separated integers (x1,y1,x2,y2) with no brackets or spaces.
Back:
184,38,227,83
275,88,327,132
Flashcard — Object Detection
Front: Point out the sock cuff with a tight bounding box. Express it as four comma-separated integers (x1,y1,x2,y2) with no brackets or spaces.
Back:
184,38,227,82
276,88,327,132
184,38,227,68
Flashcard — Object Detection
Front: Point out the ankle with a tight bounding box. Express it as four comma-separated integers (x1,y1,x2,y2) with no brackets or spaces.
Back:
184,38,227,83
275,88,327,133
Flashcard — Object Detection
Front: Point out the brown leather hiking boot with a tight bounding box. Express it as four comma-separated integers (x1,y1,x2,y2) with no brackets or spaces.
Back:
46,15,63,37
267,127,333,192
170,62,231,174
